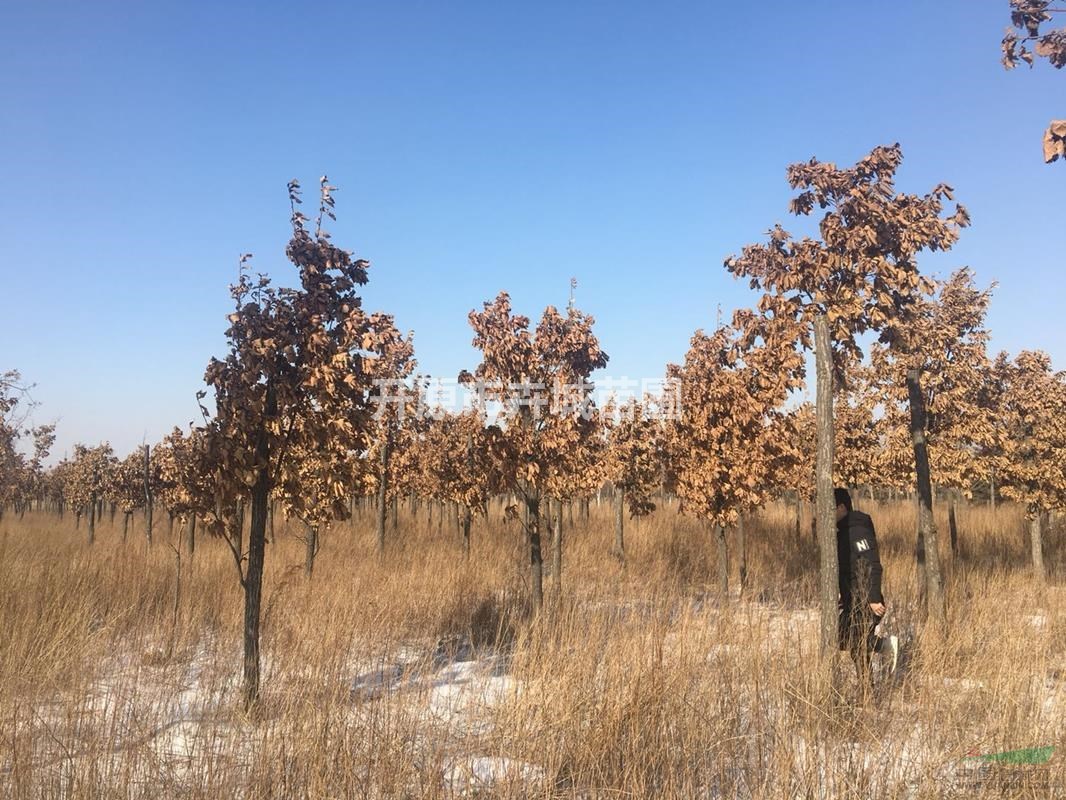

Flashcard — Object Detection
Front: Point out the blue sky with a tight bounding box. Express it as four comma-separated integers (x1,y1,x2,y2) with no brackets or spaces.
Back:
1,1,1062,460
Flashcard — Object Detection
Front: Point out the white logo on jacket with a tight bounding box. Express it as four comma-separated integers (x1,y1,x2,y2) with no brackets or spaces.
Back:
855,538,870,552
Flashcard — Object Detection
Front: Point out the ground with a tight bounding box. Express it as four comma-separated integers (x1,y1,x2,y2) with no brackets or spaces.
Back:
0,499,1063,798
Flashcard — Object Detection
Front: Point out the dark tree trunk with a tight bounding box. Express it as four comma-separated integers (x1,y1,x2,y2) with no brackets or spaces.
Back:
907,368,945,629
170,546,182,656
376,436,388,555
714,523,729,601
948,497,959,558
1030,512,1046,585
87,495,96,545
122,512,130,543
461,506,472,557
242,384,275,709
143,444,153,548
525,491,543,613
305,524,318,578
551,499,562,597
614,490,625,561
738,516,747,593
187,515,196,557
814,314,838,656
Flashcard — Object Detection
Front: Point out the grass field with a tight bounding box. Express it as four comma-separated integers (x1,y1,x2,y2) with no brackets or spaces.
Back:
0,499,1062,798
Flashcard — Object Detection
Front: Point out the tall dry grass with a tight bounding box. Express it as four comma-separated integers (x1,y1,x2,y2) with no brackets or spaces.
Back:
0,497,1062,798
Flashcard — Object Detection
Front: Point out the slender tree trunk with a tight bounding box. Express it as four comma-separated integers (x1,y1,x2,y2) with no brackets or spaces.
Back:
391,494,399,533
170,546,181,657
948,496,959,558
188,515,196,557
814,314,838,656
461,506,472,557
990,469,997,516
793,495,802,540
122,511,130,543
1030,512,1046,586
305,524,318,578
614,490,625,561
551,499,562,597
715,523,729,601
242,384,275,709
907,368,945,629
525,490,543,613
143,444,153,548
376,436,389,555
738,516,747,593
87,495,96,545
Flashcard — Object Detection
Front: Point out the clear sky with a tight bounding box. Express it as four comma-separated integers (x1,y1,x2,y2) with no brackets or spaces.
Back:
1,1,1062,460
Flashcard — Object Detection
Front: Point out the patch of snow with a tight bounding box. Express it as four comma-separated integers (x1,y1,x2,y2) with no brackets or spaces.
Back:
443,756,545,795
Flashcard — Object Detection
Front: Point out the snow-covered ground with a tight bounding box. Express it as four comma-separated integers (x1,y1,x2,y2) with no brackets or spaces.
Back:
4,599,1062,797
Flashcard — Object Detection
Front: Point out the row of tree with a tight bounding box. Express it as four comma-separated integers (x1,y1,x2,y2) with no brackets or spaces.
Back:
3,151,1064,705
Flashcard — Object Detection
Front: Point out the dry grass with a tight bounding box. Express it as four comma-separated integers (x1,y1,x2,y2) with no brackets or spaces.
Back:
0,498,1063,798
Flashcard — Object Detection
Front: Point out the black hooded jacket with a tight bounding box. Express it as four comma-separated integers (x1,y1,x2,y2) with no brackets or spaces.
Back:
837,510,884,605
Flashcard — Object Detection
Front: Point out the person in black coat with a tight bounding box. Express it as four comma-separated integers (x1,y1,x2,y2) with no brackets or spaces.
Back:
835,487,886,684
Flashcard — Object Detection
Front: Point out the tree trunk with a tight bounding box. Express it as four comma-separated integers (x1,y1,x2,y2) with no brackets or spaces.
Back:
525,491,543,613
268,501,275,545
122,512,130,543
715,523,729,601
242,384,275,709
170,546,181,656
376,435,389,555
551,499,562,597
143,445,153,548
738,516,747,593
907,368,946,629
990,468,997,516
793,495,802,540
614,490,625,561
305,524,318,578
814,314,838,656
948,497,959,558
1030,512,1046,585
187,515,196,557
87,495,96,545
461,506,472,557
